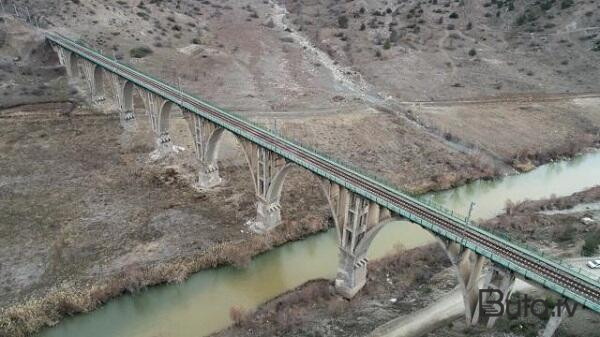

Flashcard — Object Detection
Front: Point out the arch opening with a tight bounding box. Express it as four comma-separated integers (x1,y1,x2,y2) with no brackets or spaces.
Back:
263,163,332,234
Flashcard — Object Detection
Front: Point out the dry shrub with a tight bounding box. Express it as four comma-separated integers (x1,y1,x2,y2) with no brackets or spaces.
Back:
505,199,515,215
513,133,599,166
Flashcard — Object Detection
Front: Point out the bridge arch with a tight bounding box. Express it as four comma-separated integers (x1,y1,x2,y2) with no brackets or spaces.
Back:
265,162,297,203
353,216,403,257
203,127,226,164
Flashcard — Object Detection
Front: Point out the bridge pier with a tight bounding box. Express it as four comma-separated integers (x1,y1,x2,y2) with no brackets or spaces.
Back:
236,140,292,233
438,238,519,328
438,239,486,326
474,266,516,327
140,91,173,158
184,113,224,189
320,180,398,298
108,74,136,129
252,198,282,234
541,300,574,337
336,248,368,298
81,61,106,104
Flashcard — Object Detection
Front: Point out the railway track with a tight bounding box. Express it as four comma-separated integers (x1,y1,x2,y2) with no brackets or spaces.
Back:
48,33,600,311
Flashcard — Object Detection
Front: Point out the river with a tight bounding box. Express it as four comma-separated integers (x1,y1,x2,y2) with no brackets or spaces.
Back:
37,151,600,337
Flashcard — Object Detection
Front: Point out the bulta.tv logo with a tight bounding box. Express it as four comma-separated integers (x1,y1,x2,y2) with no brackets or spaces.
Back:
479,289,578,319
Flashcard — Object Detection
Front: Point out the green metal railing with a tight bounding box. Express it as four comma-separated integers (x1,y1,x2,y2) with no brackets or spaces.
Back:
46,33,600,312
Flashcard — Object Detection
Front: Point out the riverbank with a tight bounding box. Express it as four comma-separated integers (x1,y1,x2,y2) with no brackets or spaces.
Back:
2,101,598,337
211,244,456,337
484,186,600,258
0,102,332,337
210,186,600,337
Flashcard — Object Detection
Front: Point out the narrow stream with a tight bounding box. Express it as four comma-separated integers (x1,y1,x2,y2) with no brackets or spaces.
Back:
37,151,600,337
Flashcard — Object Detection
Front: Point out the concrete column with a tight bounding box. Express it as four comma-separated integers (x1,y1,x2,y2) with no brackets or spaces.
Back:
109,74,136,130
54,46,78,78
475,267,516,328
81,61,105,103
541,301,574,337
185,113,224,189
318,182,395,299
251,198,282,234
140,90,172,158
197,162,222,189
437,238,487,326
237,139,291,233
335,248,368,298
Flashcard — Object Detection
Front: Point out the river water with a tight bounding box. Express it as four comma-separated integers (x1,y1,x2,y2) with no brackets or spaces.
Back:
38,151,600,337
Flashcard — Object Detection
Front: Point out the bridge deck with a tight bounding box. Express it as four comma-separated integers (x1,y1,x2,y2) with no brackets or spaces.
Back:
46,33,600,312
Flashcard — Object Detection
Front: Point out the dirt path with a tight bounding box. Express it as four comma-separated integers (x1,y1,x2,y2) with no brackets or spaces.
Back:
396,92,600,106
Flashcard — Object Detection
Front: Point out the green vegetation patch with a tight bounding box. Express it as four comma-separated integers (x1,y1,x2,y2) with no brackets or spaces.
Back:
582,230,600,256
130,46,153,58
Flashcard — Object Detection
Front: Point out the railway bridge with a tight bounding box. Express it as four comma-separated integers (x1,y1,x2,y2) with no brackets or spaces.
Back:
47,32,600,336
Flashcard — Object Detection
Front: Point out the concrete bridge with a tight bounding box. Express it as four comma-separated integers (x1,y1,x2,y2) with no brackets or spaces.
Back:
47,32,599,335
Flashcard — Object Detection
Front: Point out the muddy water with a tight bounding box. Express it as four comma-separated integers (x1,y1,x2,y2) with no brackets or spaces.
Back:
37,151,600,337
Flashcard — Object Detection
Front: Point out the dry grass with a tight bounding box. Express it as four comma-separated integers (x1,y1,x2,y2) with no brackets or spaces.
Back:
0,217,329,337
419,100,600,172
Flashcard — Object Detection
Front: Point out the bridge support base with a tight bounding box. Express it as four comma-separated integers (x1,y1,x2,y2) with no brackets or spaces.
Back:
474,266,516,327
120,110,136,130
335,249,368,299
541,302,571,337
194,163,223,190
149,133,173,160
438,239,487,326
248,200,282,234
